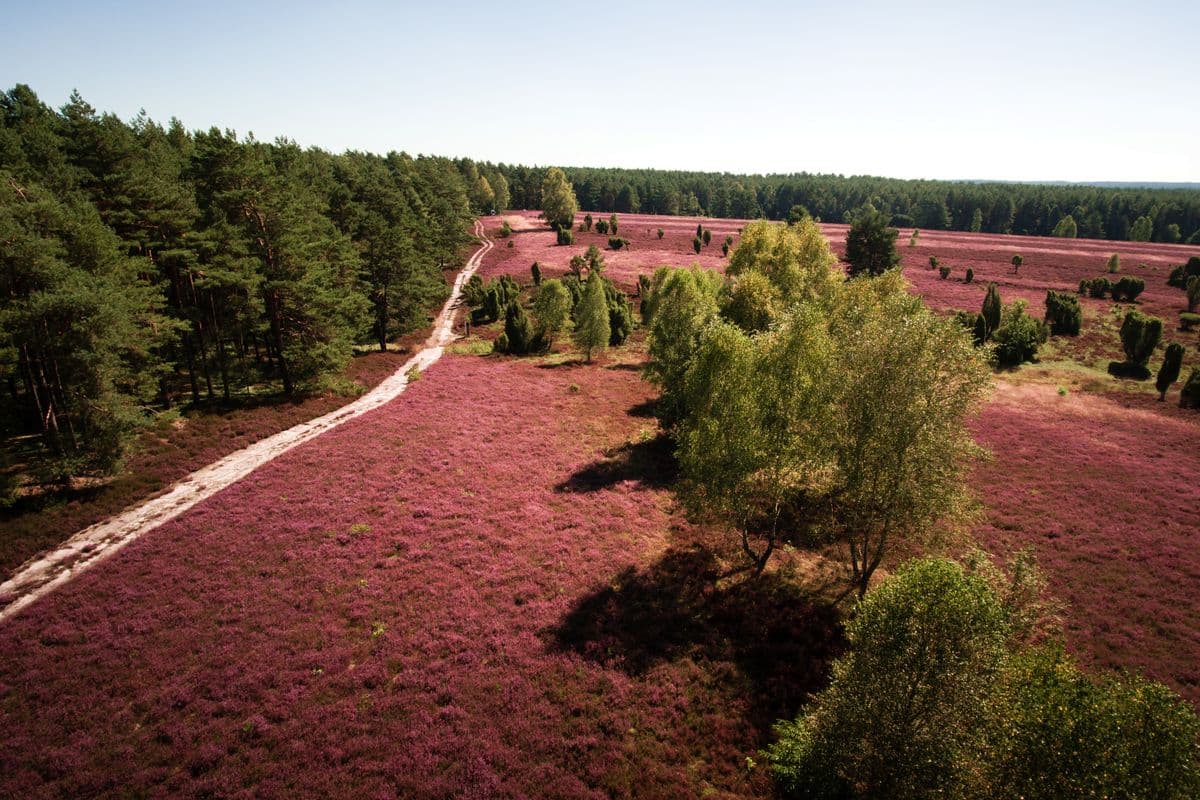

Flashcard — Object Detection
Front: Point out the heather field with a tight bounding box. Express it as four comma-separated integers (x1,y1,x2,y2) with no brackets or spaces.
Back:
3,211,1199,797
0,351,840,798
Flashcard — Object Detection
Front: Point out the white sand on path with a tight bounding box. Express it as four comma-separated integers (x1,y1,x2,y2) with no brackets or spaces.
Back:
0,220,493,624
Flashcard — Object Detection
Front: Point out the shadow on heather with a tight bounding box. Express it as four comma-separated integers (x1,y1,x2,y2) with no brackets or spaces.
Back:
554,433,676,493
547,545,844,736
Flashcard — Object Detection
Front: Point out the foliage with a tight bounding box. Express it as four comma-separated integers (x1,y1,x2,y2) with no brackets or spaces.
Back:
531,278,572,346
497,300,533,354
608,213,618,234
602,279,634,346
595,218,608,234
656,227,663,239
981,283,1002,340
607,236,628,250
1180,312,1200,331
555,226,573,246
1167,256,1200,288
1106,253,1120,273
530,261,541,286
726,218,839,307
1051,215,1078,238
1187,275,1200,312
572,273,610,362
1012,254,1023,272
766,558,1009,799
1156,343,1184,400
1129,214,1153,241
965,267,974,283
539,166,577,231
929,256,939,270
643,267,723,426
702,228,712,246
1180,367,1200,409
844,207,900,277
692,235,701,254
1044,291,1082,336
992,301,1047,367
1110,275,1145,302
720,271,782,333
499,219,511,237
1118,310,1163,367
939,265,951,279
677,270,989,589
582,212,592,231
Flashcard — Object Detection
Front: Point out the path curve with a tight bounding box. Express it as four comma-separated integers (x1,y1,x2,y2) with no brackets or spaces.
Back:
0,219,494,624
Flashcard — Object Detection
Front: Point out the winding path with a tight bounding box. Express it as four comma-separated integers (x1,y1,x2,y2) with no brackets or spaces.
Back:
0,220,494,624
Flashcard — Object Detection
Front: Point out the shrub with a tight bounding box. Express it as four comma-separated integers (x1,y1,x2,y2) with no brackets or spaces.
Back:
696,223,703,238
531,262,541,286
1187,275,1200,312
702,229,712,246
1167,256,1200,288
693,236,702,254
965,267,974,284
502,300,533,354
982,283,1002,340
993,301,1047,367
583,213,592,231
1179,312,1200,331
909,229,919,247
462,274,486,306
532,278,572,348
492,331,509,353
721,271,782,333
1012,254,1023,272
573,273,610,362
603,279,634,346
595,219,608,235
1111,275,1145,302
637,273,651,298
656,227,664,239
845,208,900,277
608,236,630,251
766,558,1009,799
1180,368,1200,409
556,227,574,246
929,256,939,270
499,220,512,237
1044,291,1082,336
609,214,618,235
481,286,502,323
721,242,729,257
1119,310,1163,367
1156,343,1185,401
939,265,952,280
1106,253,1120,274
1087,277,1110,298
1077,279,1089,295
972,313,988,345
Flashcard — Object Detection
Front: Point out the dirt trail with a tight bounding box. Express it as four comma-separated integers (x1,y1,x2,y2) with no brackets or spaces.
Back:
0,220,493,624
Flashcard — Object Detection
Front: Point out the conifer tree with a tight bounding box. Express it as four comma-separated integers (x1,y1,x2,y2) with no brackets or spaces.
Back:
573,273,610,362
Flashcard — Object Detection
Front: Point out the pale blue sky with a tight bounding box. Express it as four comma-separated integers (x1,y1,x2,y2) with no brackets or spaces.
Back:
4,0,1198,182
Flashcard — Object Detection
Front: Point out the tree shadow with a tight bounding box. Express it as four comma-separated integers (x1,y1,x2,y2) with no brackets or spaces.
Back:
547,545,845,736
626,398,657,418
535,359,586,370
605,362,643,372
554,434,677,492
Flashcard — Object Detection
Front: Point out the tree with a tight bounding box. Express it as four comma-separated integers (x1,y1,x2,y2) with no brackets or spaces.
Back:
1119,310,1163,369
786,204,810,225
498,299,533,354
1156,343,1184,401
992,301,1047,367
1044,291,1082,335
1129,214,1154,242
1012,254,1023,273
530,262,541,286
1187,275,1200,312
702,228,712,246
532,279,572,345
692,235,702,254
845,207,900,277
608,213,618,234
643,266,723,426
572,273,610,362
767,558,1009,799
539,166,577,230
1107,253,1121,274
982,283,1002,340
727,218,839,307
678,270,989,589
721,271,782,333
1051,215,1078,238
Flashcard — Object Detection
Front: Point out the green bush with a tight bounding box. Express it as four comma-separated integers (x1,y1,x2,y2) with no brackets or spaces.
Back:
982,283,1002,340
1106,253,1120,274
1180,368,1200,409
929,256,939,270
609,214,618,235
939,265,952,279
502,300,533,354
499,220,512,237
1119,310,1162,367
532,278,572,347
1011,254,1023,272
608,236,627,250
1179,312,1200,331
702,229,712,246
531,262,541,286
1166,255,1200,288
1044,291,1082,336
993,301,1047,367
656,227,664,239
463,274,486,306
556,227,574,246
1111,275,1145,302
1187,275,1200,312
604,279,634,346
1156,343,1185,400
721,241,730,257
692,236,702,254
965,267,974,284
1087,276,1111,298
493,331,509,353
583,213,592,231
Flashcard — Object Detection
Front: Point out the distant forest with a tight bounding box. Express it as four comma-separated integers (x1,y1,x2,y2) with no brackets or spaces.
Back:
0,85,502,479
496,165,1200,244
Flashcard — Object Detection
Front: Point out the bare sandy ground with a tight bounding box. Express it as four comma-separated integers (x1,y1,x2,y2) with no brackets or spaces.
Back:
0,220,493,624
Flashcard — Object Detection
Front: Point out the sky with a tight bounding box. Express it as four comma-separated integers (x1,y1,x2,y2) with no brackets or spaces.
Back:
4,0,1198,183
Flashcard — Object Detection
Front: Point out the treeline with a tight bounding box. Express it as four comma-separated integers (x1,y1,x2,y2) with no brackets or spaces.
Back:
495,164,1200,243
0,85,501,480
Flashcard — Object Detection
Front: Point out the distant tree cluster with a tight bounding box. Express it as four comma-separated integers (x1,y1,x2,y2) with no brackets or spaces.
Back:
0,85,491,481
495,164,1200,243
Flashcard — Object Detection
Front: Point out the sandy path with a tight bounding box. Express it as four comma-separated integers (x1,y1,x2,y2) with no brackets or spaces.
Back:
0,220,493,624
